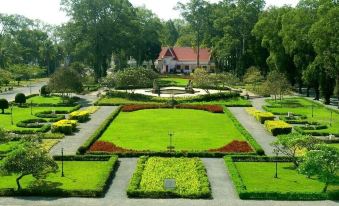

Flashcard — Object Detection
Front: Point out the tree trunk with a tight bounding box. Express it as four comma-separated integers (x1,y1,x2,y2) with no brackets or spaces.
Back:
315,87,320,100
323,182,328,192
197,31,200,68
1,109,4,114
16,174,25,190
306,87,310,97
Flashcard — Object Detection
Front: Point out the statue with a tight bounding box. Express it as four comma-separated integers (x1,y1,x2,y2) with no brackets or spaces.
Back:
185,80,194,94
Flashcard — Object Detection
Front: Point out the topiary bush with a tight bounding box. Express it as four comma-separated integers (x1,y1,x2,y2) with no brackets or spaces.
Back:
15,93,26,106
264,120,292,136
40,85,50,96
51,120,77,135
68,111,90,123
0,99,9,114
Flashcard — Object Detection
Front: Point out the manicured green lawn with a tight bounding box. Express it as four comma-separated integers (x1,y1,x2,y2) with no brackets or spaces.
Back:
185,98,251,107
235,162,338,193
28,96,64,104
0,106,76,131
98,109,247,151
127,157,210,198
265,97,339,135
0,141,19,154
329,143,339,149
158,77,189,87
0,158,117,195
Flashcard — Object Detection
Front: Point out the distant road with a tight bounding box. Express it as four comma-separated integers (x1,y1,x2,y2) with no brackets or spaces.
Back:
0,80,48,101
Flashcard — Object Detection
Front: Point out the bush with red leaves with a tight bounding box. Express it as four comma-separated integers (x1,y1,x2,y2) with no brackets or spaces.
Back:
176,104,224,113
208,140,253,153
89,141,135,153
122,104,171,112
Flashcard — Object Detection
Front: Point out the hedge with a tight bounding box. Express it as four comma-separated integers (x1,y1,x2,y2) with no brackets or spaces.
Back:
246,107,275,124
16,119,48,128
264,120,292,136
127,156,211,199
11,124,51,134
294,127,339,137
0,155,118,197
224,156,339,200
77,106,122,154
51,120,77,135
224,108,265,155
68,110,90,123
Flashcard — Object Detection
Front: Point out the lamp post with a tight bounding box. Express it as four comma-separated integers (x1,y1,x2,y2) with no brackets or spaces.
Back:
10,105,13,125
311,103,314,118
167,131,174,152
274,150,279,178
330,111,333,126
61,148,64,177
30,100,33,115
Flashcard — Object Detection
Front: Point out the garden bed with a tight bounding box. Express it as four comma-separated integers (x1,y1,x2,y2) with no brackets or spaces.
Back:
127,156,211,198
225,156,339,200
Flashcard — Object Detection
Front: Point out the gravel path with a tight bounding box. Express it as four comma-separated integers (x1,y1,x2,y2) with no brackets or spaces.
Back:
49,106,118,155
0,81,47,101
228,105,276,156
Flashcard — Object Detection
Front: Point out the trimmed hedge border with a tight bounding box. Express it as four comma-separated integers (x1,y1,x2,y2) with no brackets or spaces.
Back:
224,108,265,155
0,155,118,197
85,151,258,157
127,156,211,199
77,106,122,154
224,155,339,200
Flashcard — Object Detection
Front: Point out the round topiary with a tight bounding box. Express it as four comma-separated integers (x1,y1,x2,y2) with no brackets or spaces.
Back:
0,99,9,114
40,85,50,96
15,93,26,106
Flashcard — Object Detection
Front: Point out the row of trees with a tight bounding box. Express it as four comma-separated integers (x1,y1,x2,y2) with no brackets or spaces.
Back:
173,0,338,104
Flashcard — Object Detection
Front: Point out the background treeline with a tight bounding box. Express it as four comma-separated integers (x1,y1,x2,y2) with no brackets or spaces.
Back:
0,0,338,104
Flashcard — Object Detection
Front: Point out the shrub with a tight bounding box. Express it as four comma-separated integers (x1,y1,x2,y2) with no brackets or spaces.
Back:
0,99,9,114
246,107,275,124
16,119,48,128
51,120,77,135
68,111,90,123
122,104,171,112
264,120,292,136
176,104,224,113
15,93,26,106
208,141,253,153
88,141,136,153
40,85,50,96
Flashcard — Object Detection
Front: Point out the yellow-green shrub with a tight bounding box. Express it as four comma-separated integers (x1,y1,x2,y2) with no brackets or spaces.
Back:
69,111,90,123
51,120,78,135
264,120,292,136
246,108,275,124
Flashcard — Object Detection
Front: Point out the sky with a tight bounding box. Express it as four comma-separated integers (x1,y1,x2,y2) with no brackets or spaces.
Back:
0,0,299,25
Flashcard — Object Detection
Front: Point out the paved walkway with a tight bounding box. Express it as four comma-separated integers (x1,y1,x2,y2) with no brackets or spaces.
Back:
0,158,337,206
50,106,118,155
0,80,47,101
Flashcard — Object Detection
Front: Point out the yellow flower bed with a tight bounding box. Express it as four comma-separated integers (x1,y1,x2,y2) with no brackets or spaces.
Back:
264,120,292,136
52,119,78,135
69,110,90,123
85,106,100,114
246,107,275,124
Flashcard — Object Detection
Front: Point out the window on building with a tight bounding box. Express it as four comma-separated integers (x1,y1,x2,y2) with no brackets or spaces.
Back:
185,65,190,70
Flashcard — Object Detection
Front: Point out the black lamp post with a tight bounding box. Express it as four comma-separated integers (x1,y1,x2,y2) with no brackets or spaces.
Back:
311,103,314,118
330,111,333,126
10,105,13,125
30,100,33,115
167,131,174,152
61,148,64,177
274,151,279,178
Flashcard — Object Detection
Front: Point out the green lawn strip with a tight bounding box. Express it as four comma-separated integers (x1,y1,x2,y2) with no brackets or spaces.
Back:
127,156,211,198
0,156,118,197
158,77,189,87
0,142,19,154
28,96,64,105
224,156,339,200
263,97,339,136
98,108,247,151
0,106,79,132
328,143,339,149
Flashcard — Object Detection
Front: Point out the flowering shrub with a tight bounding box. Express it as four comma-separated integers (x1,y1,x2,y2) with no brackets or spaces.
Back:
246,107,275,124
69,111,90,123
208,140,253,153
176,104,224,113
89,141,135,153
51,119,78,135
122,104,171,112
264,120,292,136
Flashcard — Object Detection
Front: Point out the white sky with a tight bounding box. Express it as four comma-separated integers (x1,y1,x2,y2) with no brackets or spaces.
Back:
0,0,299,25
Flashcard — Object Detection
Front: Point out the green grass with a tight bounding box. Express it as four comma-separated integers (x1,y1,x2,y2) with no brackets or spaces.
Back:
329,144,339,149
28,96,64,104
0,142,19,154
0,106,76,131
234,162,338,193
0,159,115,193
185,98,251,107
98,109,247,151
265,97,339,135
158,77,189,87
127,157,210,198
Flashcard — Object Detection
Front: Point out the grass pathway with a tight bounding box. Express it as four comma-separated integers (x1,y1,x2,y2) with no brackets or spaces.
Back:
49,106,118,156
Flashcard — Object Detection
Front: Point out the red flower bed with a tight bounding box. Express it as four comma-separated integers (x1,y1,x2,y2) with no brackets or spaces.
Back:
122,104,171,112
208,140,253,153
89,141,135,153
176,104,224,113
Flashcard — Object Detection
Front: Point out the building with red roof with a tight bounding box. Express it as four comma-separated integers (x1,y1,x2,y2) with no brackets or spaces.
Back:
156,47,215,74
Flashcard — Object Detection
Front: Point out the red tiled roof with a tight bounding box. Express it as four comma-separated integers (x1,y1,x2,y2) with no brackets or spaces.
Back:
158,47,211,62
